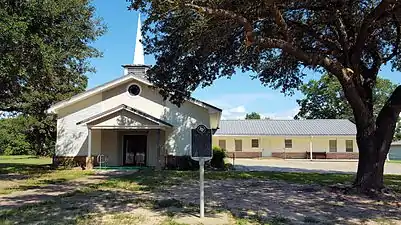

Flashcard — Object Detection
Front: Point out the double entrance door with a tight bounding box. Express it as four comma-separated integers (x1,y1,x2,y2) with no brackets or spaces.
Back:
123,135,147,166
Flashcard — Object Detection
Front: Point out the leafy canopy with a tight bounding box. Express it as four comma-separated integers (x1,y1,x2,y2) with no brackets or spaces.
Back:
295,74,398,121
129,0,401,108
0,0,105,156
0,0,105,114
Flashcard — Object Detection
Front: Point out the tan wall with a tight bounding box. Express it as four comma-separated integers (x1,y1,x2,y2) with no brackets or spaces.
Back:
101,130,119,166
212,135,359,155
56,93,103,156
91,129,102,156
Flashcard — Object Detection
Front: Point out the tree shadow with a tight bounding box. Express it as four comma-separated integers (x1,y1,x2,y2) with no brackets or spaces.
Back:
1,170,400,224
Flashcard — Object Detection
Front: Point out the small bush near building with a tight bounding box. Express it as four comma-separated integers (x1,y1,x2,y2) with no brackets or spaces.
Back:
210,146,226,169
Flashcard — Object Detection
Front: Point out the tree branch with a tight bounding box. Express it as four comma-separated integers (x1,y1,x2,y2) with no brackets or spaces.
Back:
287,20,342,52
383,14,401,62
334,10,351,66
375,85,401,156
270,3,289,41
184,3,255,46
352,0,397,63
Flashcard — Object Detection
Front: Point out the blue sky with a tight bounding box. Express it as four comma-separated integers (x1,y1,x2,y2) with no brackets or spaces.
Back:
89,0,401,120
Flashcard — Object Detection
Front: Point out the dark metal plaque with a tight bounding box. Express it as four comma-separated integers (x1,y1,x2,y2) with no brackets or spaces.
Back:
191,124,212,158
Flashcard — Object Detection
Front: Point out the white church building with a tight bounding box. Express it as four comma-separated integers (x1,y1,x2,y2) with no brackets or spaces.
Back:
47,15,222,169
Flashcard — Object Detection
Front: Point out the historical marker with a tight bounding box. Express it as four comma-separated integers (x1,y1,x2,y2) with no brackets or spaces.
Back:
190,124,213,218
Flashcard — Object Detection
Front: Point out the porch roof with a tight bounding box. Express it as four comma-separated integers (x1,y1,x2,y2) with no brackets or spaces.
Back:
76,104,173,128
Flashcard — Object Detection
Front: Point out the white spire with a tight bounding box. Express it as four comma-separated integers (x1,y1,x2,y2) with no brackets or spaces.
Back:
133,13,145,65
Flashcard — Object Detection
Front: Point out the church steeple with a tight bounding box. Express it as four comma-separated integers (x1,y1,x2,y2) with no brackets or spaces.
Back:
123,13,149,76
133,13,144,65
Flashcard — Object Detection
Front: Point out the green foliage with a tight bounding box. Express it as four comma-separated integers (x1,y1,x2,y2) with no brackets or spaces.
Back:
295,74,398,121
0,117,33,155
245,112,261,120
295,74,401,141
0,0,105,156
128,0,401,106
211,146,226,169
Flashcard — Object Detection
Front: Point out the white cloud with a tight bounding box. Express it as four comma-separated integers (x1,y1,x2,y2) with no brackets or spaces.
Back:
262,107,300,120
220,106,300,120
205,93,272,109
205,92,300,120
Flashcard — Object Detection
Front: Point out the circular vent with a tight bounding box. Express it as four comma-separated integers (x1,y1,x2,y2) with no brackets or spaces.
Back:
128,84,141,96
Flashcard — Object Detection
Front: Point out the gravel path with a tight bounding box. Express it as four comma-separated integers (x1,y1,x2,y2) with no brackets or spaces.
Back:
159,179,401,224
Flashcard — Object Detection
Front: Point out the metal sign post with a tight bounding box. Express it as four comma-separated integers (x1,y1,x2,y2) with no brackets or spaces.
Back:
191,124,212,219
199,158,205,218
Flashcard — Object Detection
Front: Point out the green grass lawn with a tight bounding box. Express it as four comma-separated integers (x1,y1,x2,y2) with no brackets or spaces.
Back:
389,160,401,164
0,155,92,195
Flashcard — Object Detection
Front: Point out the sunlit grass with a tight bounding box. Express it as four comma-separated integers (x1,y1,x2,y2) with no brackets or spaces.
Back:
0,155,92,195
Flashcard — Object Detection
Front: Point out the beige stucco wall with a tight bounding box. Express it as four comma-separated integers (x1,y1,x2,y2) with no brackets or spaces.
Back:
55,77,210,161
101,130,119,166
212,135,359,154
55,93,102,156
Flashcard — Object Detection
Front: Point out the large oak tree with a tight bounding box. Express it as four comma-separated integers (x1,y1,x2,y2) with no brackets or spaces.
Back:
129,0,401,192
0,0,105,155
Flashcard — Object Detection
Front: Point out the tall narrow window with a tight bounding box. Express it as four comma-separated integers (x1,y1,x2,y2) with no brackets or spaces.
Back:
218,140,226,150
251,139,259,148
346,140,354,152
329,140,337,152
235,140,242,151
284,139,292,148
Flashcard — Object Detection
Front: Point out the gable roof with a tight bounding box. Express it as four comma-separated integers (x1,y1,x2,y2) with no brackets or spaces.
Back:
214,119,357,136
47,73,222,114
76,104,173,127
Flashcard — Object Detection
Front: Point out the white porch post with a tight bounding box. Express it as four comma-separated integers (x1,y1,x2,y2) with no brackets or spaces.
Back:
156,129,161,170
86,127,93,169
309,136,313,161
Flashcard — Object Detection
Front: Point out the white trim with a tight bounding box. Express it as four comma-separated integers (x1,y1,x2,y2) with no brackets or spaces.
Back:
90,125,168,130
81,105,170,127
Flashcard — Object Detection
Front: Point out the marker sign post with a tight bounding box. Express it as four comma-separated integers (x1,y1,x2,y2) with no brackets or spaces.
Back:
191,124,212,218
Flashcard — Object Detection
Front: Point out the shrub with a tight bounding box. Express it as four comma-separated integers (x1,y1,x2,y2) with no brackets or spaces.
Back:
165,155,199,171
211,146,226,169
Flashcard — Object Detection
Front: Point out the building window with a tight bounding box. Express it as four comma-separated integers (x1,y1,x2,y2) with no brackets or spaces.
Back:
284,139,292,149
346,140,354,152
329,140,337,152
235,140,242,151
218,140,226,150
127,84,141,96
251,139,259,148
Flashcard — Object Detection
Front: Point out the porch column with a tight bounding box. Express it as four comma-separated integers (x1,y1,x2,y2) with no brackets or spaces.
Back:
156,129,161,170
309,136,313,160
86,127,93,169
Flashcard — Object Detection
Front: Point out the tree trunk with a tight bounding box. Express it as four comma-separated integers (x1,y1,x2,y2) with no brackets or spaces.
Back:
353,85,401,192
354,133,386,191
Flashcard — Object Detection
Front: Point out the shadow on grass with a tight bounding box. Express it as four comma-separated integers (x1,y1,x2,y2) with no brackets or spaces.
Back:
0,188,201,225
1,169,401,224
0,163,55,182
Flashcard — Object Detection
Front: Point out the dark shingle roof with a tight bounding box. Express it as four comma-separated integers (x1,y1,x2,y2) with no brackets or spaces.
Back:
215,119,356,136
